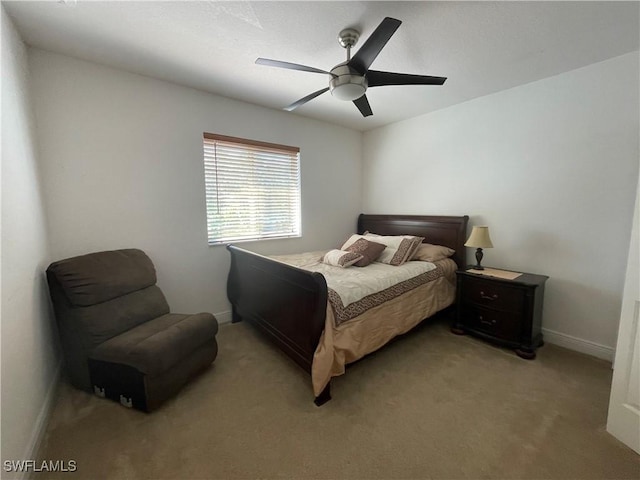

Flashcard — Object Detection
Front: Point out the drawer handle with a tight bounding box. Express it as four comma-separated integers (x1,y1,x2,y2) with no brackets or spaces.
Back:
479,315,497,326
480,291,499,301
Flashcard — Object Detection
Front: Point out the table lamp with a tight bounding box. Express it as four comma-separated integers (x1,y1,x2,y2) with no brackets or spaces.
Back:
464,226,493,270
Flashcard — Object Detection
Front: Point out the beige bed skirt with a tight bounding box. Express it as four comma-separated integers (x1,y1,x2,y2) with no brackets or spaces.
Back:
311,259,457,396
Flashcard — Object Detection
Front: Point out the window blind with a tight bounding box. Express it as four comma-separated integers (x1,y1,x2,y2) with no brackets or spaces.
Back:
203,133,301,245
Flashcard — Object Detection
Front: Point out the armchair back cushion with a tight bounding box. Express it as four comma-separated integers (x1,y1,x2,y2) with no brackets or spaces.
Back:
47,249,170,390
50,248,159,306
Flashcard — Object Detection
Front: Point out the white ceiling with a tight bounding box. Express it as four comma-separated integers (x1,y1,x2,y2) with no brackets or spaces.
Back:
4,1,639,131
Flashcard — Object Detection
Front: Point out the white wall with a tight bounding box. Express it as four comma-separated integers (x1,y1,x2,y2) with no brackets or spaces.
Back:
1,6,60,471
363,52,639,357
28,49,362,320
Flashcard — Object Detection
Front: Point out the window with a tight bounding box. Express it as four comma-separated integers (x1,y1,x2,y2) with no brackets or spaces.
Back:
203,133,301,245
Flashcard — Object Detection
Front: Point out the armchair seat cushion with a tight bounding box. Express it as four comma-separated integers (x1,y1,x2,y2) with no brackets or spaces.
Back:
90,313,218,376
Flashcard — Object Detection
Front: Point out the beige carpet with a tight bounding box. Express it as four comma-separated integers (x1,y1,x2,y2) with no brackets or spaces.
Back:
36,318,639,480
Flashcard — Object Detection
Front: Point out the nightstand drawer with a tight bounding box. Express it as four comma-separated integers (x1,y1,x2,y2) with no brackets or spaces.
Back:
464,306,522,341
462,277,524,312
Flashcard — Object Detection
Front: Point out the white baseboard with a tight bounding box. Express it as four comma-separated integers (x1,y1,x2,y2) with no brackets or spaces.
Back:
215,310,233,324
16,360,62,480
542,328,614,362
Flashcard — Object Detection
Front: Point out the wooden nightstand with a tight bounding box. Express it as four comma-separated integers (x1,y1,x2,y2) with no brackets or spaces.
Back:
452,268,548,359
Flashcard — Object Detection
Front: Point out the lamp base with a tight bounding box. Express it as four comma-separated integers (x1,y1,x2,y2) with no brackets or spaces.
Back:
471,248,485,270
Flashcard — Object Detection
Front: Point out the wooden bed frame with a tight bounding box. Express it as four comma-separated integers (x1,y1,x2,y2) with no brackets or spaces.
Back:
226,214,469,404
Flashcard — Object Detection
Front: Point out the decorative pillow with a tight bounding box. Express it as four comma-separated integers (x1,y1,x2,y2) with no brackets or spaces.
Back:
340,234,395,263
340,234,371,251
404,236,425,262
345,233,422,266
322,249,364,268
412,243,455,262
344,238,386,267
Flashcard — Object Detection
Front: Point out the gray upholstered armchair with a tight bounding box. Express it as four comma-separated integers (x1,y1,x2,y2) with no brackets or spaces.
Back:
46,249,218,411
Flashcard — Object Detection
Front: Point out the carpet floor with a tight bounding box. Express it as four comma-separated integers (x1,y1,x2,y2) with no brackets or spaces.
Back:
36,318,639,480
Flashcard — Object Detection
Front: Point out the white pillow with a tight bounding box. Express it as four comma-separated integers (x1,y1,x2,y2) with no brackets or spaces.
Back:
340,234,365,251
322,249,364,268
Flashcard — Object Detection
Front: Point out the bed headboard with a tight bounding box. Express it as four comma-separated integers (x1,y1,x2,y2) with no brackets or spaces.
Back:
357,214,469,270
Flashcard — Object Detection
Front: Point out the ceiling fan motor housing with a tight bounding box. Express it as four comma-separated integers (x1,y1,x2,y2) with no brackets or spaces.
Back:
329,63,368,101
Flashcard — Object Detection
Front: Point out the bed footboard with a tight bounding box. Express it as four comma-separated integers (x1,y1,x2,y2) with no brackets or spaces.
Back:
226,245,328,374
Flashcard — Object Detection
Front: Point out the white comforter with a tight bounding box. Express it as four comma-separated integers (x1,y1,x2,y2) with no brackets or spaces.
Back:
271,251,437,308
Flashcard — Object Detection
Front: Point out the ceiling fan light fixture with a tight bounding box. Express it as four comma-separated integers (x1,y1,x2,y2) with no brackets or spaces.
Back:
330,82,366,101
329,69,368,101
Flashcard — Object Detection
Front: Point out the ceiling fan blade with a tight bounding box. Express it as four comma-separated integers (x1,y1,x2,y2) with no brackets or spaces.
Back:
353,94,373,117
367,70,447,87
348,17,402,74
284,87,330,111
256,58,334,76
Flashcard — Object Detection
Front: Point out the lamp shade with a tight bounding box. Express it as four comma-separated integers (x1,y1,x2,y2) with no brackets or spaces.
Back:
464,226,494,249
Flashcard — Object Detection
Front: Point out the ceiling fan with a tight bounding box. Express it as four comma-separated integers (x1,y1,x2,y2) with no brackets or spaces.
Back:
256,17,447,117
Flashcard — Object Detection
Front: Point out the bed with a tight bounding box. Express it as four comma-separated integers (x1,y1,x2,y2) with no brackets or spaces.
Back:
226,214,469,405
